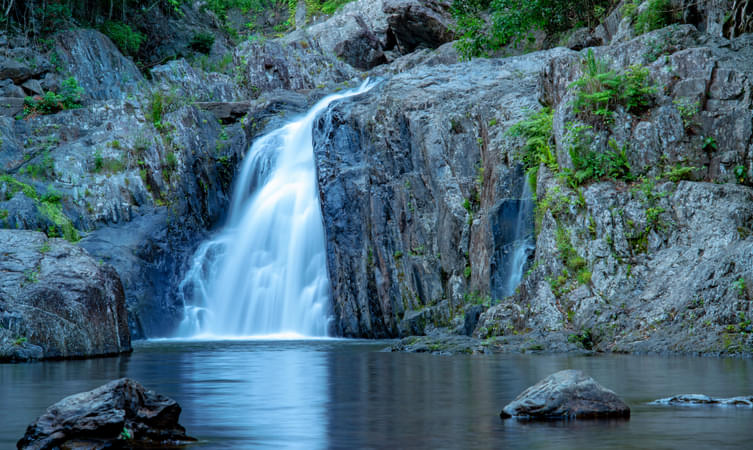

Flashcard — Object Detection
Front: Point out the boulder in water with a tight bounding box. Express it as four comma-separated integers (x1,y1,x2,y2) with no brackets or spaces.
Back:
17,378,195,449
500,370,630,419
652,394,753,407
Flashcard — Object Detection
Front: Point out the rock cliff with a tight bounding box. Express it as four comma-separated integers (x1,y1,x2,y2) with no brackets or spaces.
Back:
0,0,751,357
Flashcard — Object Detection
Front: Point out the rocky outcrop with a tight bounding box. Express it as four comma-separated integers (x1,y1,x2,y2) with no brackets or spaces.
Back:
0,230,130,362
302,0,454,70
476,26,753,356
234,36,357,96
17,378,194,449
652,394,753,406
500,370,631,419
313,48,571,337
54,29,144,101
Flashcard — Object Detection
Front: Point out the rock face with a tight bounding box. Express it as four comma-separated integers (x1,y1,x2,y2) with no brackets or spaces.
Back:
54,29,144,101
474,27,753,355
0,230,131,362
500,370,631,419
314,49,571,337
17,378,194,450
652,394,753,407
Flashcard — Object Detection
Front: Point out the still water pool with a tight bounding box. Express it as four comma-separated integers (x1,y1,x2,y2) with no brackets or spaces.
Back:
1,340,752,449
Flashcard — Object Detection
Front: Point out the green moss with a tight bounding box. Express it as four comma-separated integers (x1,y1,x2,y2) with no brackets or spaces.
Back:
37,200,79,242
508,107,556,192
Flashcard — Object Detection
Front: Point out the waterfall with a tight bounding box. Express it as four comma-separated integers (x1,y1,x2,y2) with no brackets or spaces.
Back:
502,181,536,297
491,180,536,300
177,80,377,338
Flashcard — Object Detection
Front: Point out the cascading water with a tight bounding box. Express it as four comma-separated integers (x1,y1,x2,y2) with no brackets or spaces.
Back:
491,180,536,300
177,80,377,338
502,181,535,296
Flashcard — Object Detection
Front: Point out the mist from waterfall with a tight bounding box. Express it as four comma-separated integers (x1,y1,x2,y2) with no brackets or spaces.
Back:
176,80,377,339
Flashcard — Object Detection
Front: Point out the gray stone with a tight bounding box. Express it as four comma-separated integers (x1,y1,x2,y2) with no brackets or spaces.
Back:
196,101,252,123
0,56,36,83
17,378,194,449
0,96,24,117
500,370,631,419
21,79,44,96
652,394,753,407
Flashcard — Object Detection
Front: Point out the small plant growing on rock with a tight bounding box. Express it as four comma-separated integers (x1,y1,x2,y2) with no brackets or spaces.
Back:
119,427,133,440
733,277,747,298
23,77,84,118
734,165,749,185
702,136,718,152
567,328,593,350
665,165,698,182
673,97,700,131
570,50,656,126
632,0,675,35
508,107,556,191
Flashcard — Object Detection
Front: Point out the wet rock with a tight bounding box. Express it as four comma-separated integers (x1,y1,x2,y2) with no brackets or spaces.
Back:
17,378,194,449
652,394,753,407
0,230,131,362
500,370,631,419
463,305,484,336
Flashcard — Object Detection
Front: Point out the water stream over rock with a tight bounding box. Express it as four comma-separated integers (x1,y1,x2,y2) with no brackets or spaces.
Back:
176,80,377,338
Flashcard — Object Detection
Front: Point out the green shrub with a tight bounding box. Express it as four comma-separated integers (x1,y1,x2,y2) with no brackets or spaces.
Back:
190,32,215,53
101,21,146,56
508,108,557,190
320,0,354,14
567,137,633,186
632,0,674,35
665,165,697,182
570,50,656,124
23,77,84,117
451,0,615,60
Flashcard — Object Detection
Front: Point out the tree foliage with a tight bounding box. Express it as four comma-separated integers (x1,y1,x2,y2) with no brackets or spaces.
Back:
451,0,617,59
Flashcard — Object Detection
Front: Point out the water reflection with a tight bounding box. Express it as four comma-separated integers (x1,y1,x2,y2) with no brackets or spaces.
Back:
1,342,752,449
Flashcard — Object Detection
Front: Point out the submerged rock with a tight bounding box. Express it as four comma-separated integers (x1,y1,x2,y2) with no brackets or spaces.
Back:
17,378,195,449
652,394,753,407
500,370,630,419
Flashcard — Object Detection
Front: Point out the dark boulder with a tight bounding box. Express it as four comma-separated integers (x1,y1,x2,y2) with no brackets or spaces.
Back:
17,378,195,449
500,370,630,419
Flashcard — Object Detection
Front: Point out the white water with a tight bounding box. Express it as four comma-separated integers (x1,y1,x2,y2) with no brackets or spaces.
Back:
177,80,377,338
501,180,535,298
